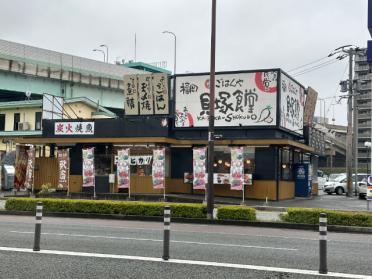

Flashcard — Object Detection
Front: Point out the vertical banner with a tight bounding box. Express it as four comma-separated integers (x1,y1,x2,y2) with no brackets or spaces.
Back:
230,147,244,191
57,149,70,190
138,74,154,115
14,145,28,190
82,148,95,187
24,146,36,190
152,148,165,189
193,147,207,190
152,73,169,114
123,75,139,115
117,149,130,189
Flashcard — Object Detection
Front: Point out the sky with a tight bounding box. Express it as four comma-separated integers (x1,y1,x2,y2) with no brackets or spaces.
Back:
0,0,369,125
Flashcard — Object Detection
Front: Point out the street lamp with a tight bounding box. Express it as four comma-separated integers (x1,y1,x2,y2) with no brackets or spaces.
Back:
100,44,109,63
93,49,106,62
365,141,372,175
162,31,177,74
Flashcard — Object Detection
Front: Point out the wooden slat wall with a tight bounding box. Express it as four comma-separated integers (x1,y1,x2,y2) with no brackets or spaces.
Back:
34,157,58,189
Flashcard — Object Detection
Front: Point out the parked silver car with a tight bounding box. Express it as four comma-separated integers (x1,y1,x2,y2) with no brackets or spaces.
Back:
323,174,367,195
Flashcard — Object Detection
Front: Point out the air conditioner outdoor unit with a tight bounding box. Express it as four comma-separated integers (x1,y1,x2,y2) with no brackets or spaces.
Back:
18,122,30,131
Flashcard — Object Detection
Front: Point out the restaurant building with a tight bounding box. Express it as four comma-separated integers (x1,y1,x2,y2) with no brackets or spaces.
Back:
15,68,317,201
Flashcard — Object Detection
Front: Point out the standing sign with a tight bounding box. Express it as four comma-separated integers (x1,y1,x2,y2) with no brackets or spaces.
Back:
24,146,36,191
193,147,207,190
152,148,165,189
124,73,169,115
230,147,244,191
82,148,95,187
57,149,70,191
117,149,130,189
280,73,305,134
175,71,277,127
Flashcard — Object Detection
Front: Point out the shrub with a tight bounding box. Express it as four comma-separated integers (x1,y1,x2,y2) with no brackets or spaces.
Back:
5,198,207,219
217,205,256,221
281,208,372,227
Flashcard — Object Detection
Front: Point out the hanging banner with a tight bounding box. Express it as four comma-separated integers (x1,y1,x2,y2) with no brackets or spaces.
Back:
123,75,139,115
57,149,70,190
82,148,95,187
193,147,207,190
138,74,154,115
24,146,36,190
14,145,28,190
117,149,130,189
230,147,244,191
152,148,165,189
152,73,169,114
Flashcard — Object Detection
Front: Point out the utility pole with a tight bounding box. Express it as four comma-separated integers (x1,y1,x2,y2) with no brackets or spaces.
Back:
207,0,217,220
346,50,354,197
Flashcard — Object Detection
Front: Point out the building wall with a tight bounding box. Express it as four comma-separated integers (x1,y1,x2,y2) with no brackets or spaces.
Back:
0,107,41,131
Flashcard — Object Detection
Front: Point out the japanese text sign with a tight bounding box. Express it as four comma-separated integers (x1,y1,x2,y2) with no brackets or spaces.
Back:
24,146,35,189
175,71,277,127
55,122,94,135
57,149,70,190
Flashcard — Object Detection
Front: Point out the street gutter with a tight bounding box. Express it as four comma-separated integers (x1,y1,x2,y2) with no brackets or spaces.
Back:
0,210,370,234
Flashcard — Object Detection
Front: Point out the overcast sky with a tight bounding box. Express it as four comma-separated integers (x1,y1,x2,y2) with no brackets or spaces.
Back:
0,0,369,125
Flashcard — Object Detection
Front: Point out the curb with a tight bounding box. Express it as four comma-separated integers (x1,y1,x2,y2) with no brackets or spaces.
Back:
0,210,371,234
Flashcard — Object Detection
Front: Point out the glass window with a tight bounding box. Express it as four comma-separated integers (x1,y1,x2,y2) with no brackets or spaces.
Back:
281,148,293,180
213,146,255,174
0,114,5,131
13,113,20,131
35,112,42,130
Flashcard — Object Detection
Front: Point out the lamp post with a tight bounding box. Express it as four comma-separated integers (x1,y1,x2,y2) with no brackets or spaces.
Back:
162,31,176,75
365,141,371,175
100,44,109,63
93,49,106,63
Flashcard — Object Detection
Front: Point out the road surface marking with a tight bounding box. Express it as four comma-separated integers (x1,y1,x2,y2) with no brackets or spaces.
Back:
9,231,297,251
0,246,369,279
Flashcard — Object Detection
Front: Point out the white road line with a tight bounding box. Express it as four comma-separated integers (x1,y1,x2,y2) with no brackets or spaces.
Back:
0,246,369,279
9,231,297,251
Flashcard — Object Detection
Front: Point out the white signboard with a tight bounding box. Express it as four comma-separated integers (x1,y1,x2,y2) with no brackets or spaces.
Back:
55,122,94,135
124,74,169,116
280,73,305,134
175,71,277,127
114,155,152,165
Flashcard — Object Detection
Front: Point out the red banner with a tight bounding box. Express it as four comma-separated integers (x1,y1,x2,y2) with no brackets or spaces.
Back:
14,145,28,190
25,146,36,190
57,149,70,190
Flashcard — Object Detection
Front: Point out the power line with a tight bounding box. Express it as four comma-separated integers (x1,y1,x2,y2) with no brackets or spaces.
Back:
292,59,341,77
287,56,330,72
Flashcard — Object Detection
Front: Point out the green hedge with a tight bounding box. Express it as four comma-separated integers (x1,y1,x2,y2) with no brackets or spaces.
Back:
5,198,207,219
217,205,256,221
281,208,372,227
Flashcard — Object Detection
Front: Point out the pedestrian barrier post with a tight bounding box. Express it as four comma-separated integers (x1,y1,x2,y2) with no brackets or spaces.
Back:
319,212,328,274
162,205,171,260
33,201,43,251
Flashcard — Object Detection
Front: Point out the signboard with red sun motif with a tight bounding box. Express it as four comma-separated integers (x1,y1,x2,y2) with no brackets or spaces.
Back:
175,71,278,127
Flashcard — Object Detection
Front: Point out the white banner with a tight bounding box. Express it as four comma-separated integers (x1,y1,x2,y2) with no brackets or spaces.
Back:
117,149,130,189
193,147,207,190
280,73,305,134
82,148,95,187
152,149,165,189
123,75,139,115
114,155,152,165
230,147,244,191
175,71,277,127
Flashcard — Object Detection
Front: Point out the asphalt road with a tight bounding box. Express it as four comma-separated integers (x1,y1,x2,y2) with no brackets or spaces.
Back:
0,215,370,279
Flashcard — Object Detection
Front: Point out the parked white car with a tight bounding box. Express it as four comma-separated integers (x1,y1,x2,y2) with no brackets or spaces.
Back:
323,174,367,195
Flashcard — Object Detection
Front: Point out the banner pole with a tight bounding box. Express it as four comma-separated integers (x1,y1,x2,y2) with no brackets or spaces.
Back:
67,149,70,197
242,184,245,204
